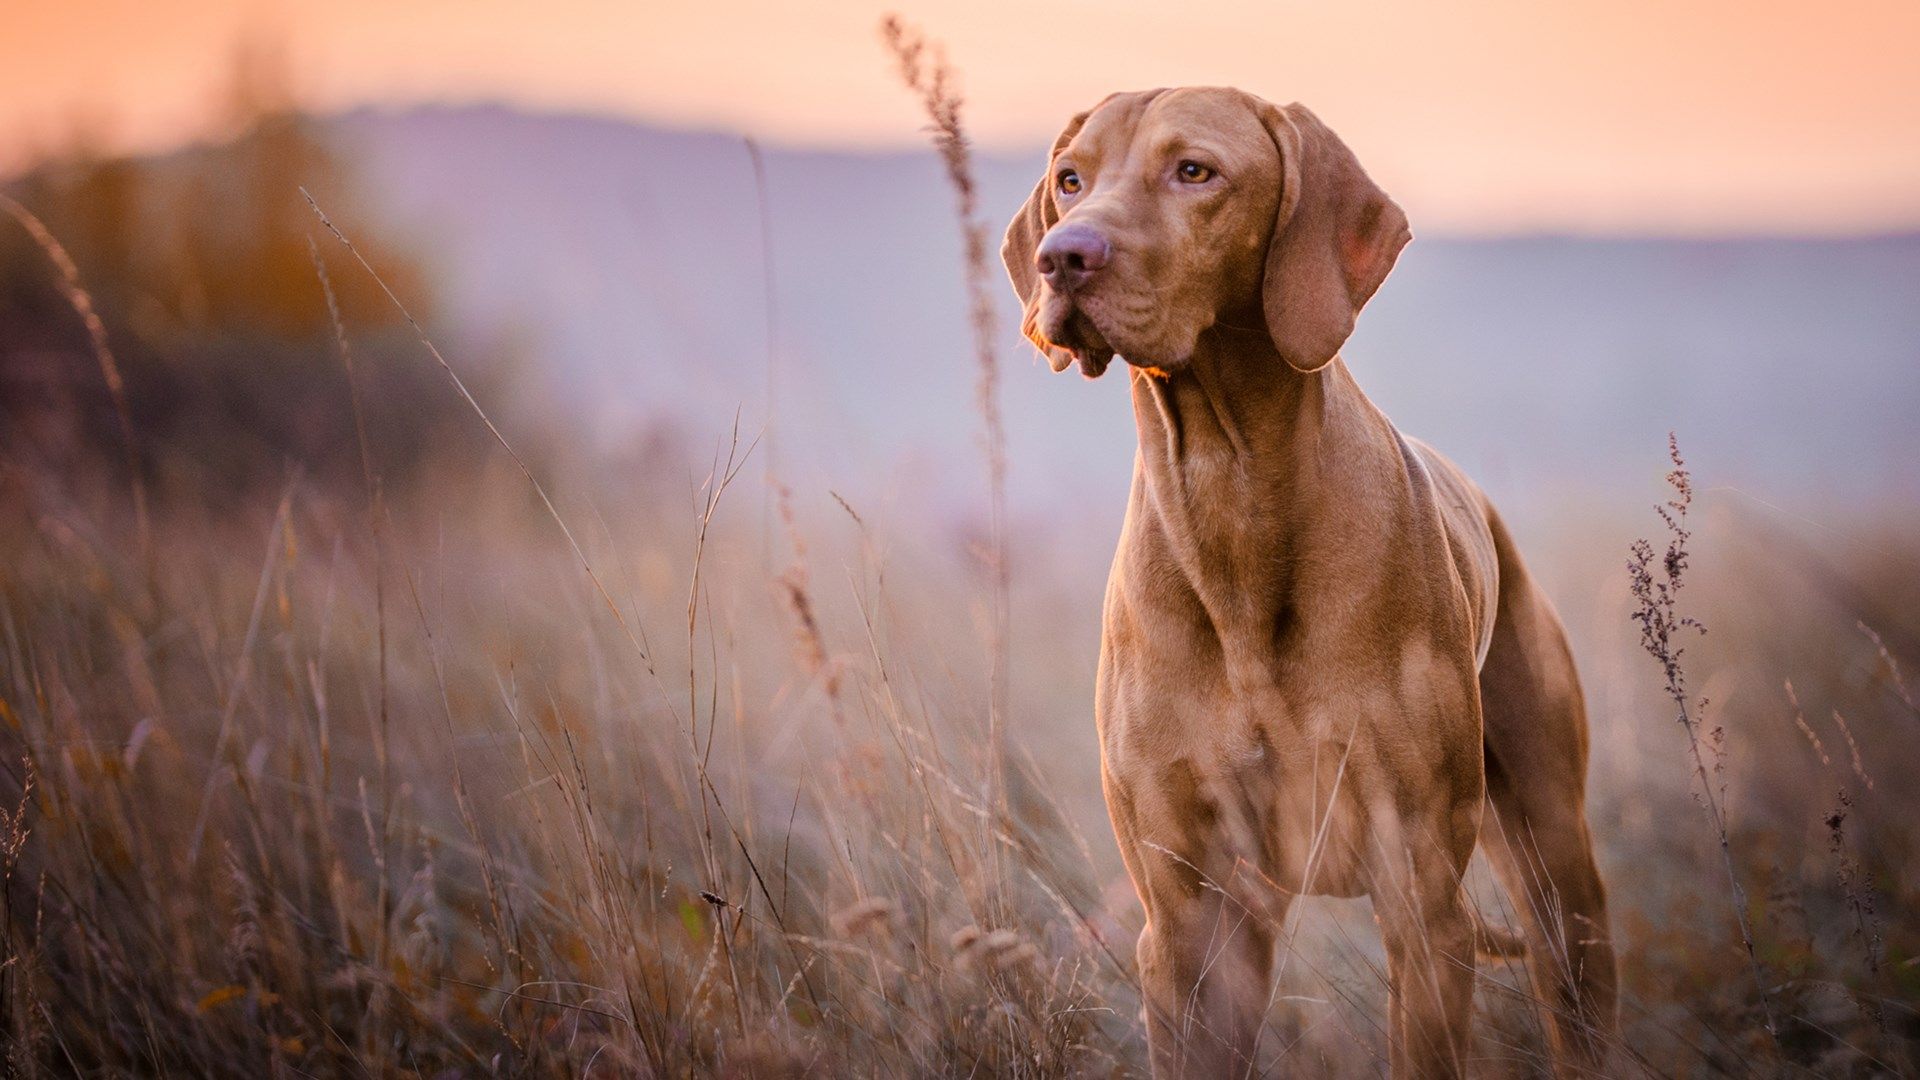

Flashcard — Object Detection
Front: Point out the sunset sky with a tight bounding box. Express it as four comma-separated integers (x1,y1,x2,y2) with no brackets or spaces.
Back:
6,0,1918,233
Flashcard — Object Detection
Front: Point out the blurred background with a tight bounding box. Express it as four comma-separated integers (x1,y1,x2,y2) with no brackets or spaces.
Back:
2,2,1916,1075
7,0,1919,520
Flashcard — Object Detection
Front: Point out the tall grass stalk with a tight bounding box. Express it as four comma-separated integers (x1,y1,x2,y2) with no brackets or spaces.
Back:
1627,433,1776,1040
0,192,150,575
879,17,1014,846
308,235,397,1025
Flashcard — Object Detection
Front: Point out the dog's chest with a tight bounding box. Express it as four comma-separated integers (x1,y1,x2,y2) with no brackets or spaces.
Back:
1138,457,1296,630
1104,694,1376,898
1098,608,1472,899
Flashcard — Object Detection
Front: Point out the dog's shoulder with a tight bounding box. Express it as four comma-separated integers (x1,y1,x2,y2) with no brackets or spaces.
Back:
1399,433,1502,668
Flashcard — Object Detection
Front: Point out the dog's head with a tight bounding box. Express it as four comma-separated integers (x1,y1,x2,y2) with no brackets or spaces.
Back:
1002,87,1410,378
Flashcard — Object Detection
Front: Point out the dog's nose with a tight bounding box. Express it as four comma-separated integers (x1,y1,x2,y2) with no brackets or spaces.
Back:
1035,224,1110,292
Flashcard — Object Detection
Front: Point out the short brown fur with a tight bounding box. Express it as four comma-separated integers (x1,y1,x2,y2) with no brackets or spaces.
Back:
1003,87,1617,1078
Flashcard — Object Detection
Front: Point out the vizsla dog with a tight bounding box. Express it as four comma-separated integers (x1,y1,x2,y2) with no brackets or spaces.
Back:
1001,88,1617,1078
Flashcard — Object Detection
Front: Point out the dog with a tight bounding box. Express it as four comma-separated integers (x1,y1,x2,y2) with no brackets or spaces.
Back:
1001,87,1617,1078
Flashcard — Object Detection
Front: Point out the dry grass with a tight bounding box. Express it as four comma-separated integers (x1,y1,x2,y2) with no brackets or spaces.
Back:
9,431,1920,1076
0,478,1121,1076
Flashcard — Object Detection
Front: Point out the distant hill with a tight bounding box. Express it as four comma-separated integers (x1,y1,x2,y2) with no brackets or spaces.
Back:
327,104,1920,527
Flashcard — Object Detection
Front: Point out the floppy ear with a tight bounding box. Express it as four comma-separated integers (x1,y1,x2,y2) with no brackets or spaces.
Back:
1258,103,1411,373
1001,109,1093,373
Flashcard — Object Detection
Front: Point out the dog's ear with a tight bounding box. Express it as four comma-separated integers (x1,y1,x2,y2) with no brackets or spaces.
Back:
1002,108,1094,373
1258,103,1410,373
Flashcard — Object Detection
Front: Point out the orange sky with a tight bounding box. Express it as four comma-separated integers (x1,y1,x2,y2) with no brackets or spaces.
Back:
6,0,1918,233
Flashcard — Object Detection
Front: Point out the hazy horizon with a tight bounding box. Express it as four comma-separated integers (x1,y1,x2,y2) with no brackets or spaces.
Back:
320,103,1920,525
8,0,1920,234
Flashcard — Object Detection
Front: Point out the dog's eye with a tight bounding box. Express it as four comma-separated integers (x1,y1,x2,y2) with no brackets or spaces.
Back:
1176,161,1214,184
1057,169,1082,196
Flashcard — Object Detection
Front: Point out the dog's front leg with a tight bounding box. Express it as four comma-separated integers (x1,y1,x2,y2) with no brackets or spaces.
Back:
1371,852,1476,1079
1136,879,1278,1080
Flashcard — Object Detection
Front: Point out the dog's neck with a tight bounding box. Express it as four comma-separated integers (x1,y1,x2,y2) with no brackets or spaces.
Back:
1126,325,1331,465
1121,324,1414,660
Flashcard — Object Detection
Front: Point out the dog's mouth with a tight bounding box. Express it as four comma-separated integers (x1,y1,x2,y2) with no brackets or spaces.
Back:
1035,305,1117,378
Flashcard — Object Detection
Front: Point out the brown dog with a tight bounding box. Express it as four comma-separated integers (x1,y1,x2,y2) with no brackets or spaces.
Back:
1001,87,1617,1078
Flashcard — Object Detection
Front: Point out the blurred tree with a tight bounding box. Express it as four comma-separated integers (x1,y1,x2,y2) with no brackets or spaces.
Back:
0,41,529,506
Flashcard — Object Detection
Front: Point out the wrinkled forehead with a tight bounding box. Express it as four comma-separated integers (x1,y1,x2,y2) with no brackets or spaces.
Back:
1065,87,1274,165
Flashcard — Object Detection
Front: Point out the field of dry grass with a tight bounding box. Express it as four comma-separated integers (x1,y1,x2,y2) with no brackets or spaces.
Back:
2,37,1918,1078
3,370,1917,1077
